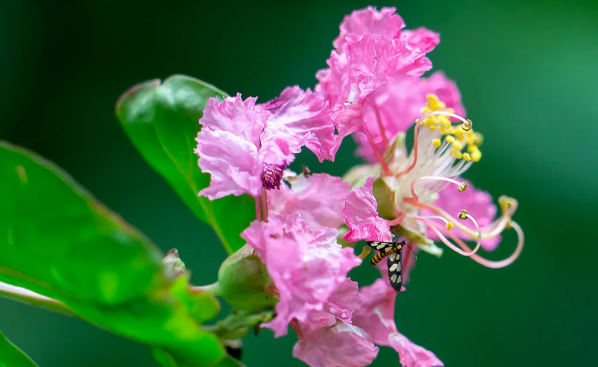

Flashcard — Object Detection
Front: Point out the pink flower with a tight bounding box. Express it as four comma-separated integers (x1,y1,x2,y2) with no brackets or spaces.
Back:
293,324,379,367
306,278,360,326
424,180,501,251
268,173,350,229
353,279,444,367
241,213,361,336
354,72,465,163
333,6,405,49
316,7,440,157
342,176,392,242
196,87,335,199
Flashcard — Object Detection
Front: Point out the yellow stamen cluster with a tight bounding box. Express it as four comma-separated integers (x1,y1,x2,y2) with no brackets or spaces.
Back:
420,94,483,162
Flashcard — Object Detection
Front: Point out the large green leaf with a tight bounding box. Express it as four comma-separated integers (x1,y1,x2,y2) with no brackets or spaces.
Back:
0,142,225,366
116,75,255,254
152,348,247,367
0,330,38,367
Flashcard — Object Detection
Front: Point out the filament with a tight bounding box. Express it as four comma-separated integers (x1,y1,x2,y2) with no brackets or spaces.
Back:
451,221,524,268
255,196,262,222
386,211,406,227
416,214,482,256
409,176,466,202
374,103,389,151
261,189,269,222
357,246,372,260
362,120,393,176
398,110,470,178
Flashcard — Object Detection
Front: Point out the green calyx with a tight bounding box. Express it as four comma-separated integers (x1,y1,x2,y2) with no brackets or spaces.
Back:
218,245,277,312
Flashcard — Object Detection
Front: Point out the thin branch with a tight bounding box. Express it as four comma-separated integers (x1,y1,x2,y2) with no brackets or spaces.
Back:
0,282,74,315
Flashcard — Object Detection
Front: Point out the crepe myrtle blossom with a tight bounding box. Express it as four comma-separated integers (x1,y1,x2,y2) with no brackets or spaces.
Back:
194,86,335,208
342,93,524,270
316,6,440,157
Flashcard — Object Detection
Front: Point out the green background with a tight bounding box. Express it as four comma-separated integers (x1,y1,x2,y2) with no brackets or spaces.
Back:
1,0,596,366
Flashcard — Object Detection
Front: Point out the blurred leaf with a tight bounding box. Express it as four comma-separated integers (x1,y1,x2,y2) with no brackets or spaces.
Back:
152,348,247,367
0,330,38,367
0,142,225,366
116,75,255,254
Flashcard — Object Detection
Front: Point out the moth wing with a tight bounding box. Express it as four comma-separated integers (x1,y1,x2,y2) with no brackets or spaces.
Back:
367,241,395,253
387,246,403,292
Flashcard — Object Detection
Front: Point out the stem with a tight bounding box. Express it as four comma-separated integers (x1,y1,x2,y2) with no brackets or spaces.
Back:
0,282,74,315
192,282,222,297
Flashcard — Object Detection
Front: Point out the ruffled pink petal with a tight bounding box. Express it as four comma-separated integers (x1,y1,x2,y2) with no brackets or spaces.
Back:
423,180,500,251
196,94,270,198
389,333,444,367
356,72,465,163
353,279,443,367
195,129,262,199
342,177,392,242
293,324,379,367
401,28,441,54
333,6,405,49
260,86,336,163
242,213,361,337
268,173,350,229
200,94,268,148
307,278,360,326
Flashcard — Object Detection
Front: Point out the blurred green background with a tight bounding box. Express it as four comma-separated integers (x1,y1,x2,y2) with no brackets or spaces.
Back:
1,0,596,366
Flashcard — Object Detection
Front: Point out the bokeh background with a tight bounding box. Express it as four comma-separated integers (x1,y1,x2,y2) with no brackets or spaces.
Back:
1,0,597,366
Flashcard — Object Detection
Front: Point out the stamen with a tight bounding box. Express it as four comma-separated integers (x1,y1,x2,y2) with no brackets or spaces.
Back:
458,209,468,220
406,197,518,241
386,211,406,227
262,163,286,190
416,213,482,256
397,110,472,178
410,176,466,202
462,119,472,131
362,122,393,176
446,222,454,230
374,103,389,151
455,221,524,269
290,318,304,339
357,246,372,260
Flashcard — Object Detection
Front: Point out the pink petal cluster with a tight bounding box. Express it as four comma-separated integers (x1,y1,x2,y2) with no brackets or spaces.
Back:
354,72,465,163
352,279,444,367
241,213,361,337
268,173,350,229
196,87,335,199
424,180,501,251
342,176,392,242
316,6,440,157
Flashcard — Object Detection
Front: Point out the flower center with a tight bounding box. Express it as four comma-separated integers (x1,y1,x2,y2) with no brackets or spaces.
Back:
262,163,286,190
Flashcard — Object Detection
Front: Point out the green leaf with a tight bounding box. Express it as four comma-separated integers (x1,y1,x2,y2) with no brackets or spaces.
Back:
116,75,255,254
0,330,38,367
0,142,225,366
152,349,247,367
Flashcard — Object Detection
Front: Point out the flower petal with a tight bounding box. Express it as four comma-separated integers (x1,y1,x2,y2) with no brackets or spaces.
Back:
307,278,360,326
333,6,405,49
356,72,465,163
353,279,443,367
424,180,501,251
342,177,393,242
260,86,336,163
200,94,267,147
268,173,350,229
389,333,444,367
196,129,262,199
242,213,361,337
293,324,379,367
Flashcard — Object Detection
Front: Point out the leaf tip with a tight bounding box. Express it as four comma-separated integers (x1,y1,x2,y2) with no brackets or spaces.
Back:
115,79,161,116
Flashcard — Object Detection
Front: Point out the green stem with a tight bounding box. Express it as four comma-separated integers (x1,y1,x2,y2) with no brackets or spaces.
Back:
191,282,222,297
0,282,74,315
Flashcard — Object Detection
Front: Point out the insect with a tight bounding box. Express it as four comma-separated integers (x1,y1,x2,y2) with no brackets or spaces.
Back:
368,239,406,292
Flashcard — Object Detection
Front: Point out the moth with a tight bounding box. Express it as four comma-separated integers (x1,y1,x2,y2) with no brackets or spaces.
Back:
368,239,406,292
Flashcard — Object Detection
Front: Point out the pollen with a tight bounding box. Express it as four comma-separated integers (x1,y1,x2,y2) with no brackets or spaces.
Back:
463,152,472,161
458,209,468,220
446,135,455,144
446,222,454,230
432,138,441,148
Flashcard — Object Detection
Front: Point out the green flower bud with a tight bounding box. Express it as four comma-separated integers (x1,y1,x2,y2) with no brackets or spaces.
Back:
218,245,276,312
163,248,187,277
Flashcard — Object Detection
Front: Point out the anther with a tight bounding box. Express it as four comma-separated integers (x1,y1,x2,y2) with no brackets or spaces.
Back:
458,182,468,192
458,209,468,220
446,222,454,230
432,138,441,148
462,119,472,131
